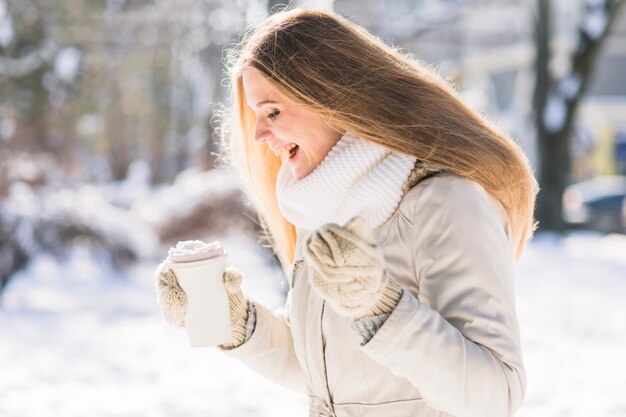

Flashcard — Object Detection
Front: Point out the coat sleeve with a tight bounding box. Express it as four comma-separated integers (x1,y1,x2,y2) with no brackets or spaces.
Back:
217,290,307,393
359,176,526,417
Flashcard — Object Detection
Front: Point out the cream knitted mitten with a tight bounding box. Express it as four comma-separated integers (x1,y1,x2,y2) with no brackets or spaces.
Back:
218,267,250,350
155,263,187,327
155,264,250,348
304,216,403,320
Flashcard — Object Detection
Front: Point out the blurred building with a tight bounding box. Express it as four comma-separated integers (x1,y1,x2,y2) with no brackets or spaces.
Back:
576,6,626,179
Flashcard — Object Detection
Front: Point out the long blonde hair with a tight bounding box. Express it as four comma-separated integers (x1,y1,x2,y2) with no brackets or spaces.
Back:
219,8,538,267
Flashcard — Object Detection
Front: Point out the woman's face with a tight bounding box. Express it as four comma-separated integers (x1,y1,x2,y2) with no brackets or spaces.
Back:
242,67,342,179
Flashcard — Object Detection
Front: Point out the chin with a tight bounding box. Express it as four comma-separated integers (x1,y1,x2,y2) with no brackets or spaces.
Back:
290,155,313,179
292,168,304,180
292,166,309,180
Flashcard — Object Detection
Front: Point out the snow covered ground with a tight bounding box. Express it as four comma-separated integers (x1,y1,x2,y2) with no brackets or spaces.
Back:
515,232,626,417
1,231,625,417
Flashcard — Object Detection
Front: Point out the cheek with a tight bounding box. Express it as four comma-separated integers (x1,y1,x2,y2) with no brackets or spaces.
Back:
273,117,296,138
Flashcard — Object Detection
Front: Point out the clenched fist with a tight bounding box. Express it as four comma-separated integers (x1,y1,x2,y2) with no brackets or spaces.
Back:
304,216,403,319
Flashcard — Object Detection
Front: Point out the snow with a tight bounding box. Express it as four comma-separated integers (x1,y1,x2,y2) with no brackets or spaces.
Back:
1,231,625,416
54,47,81,83
515,232,626,417
102,160,152,208
559,73,582,99
1,178,158,293
543,92,568,133
0,116,16,140
0,236,299,417
132,167,241,232
0,0,12,48
582,7,609,40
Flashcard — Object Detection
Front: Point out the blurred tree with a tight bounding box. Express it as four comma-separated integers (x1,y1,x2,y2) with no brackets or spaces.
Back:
1,0,252,185
0,0,90,186
534,0,625,231
0,0,54,152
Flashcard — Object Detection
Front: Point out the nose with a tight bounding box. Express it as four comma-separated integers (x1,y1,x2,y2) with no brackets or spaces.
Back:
254,119,271,144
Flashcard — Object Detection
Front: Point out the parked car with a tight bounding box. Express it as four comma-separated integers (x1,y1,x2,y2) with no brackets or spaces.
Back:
562,175,626,233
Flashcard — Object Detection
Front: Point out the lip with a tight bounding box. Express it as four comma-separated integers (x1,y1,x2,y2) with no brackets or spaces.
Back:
287,145,300,163
270,142,298,155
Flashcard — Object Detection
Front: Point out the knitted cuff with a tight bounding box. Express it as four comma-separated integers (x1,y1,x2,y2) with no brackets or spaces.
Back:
219,291,249,350
355,278,403,320
244,302,257,342
351,313,391,346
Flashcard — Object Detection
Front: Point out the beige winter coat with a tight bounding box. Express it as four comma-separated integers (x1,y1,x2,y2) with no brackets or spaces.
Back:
220,173,526,417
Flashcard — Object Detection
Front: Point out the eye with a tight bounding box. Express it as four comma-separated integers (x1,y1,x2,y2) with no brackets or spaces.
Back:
267,109,280,119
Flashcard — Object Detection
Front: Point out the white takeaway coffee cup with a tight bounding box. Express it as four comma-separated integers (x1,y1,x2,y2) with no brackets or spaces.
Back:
164,240,231,347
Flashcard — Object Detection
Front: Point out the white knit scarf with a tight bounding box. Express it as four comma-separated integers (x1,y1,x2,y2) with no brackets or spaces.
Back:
276,132,417,231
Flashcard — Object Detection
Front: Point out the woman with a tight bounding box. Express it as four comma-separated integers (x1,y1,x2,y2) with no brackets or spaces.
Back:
156,8,537,417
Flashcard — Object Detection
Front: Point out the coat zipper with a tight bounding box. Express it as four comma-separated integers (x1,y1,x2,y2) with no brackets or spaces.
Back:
289,257,304,289
320,301,335,414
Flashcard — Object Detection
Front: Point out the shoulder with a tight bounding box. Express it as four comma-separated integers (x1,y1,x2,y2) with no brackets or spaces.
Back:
398,173,490,220
398,173,512,242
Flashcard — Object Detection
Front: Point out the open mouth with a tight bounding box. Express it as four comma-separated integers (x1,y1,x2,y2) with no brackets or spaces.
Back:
273,143,300,160
288,144,299,159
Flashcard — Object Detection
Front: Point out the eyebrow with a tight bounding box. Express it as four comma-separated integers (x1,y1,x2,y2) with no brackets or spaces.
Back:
256,100,279,107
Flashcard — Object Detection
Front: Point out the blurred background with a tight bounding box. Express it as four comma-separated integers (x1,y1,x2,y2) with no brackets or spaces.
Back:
1,0,625,416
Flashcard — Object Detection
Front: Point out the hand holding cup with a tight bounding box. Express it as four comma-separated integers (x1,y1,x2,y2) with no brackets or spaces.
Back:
156,240,249,348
